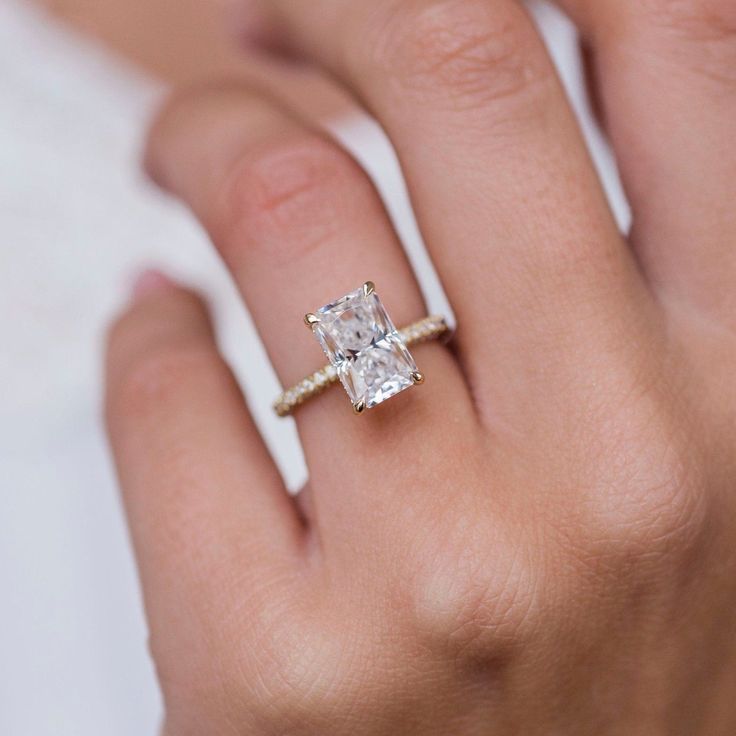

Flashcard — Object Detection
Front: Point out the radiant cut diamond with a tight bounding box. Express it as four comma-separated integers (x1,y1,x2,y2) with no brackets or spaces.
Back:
310,284,419,411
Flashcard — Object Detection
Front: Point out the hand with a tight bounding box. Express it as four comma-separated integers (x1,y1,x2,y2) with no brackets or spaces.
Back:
105,1,736,733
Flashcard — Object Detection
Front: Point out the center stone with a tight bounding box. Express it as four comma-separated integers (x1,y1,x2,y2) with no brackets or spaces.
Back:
311,284,418,410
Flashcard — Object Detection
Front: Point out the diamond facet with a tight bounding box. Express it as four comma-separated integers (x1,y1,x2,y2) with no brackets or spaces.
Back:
311,284,418,410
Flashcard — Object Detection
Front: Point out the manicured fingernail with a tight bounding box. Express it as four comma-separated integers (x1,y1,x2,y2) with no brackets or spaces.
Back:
131,269,174,301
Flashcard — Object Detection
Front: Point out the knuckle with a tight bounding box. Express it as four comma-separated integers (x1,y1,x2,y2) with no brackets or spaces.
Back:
608,444,707,561
409,517,541,664
368,0,550,110
243,617,349,730
216,135,363,265
570,404,710,569
158,587,322,731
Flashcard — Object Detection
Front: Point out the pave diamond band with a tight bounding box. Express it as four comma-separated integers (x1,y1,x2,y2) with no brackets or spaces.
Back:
273,311,449,418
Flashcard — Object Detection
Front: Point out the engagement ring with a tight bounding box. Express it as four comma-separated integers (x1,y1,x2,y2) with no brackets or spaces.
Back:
274,282,449,417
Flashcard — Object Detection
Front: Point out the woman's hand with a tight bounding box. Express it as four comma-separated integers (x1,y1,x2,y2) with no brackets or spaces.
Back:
105,1,736,733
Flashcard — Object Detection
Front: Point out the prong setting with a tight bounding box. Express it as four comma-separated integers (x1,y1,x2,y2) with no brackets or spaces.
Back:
304,313,320,329
411,371,425,385
274,315,448,418
308,284,419,412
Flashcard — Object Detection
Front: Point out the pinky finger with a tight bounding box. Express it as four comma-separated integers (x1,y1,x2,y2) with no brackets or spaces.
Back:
105,272,305,683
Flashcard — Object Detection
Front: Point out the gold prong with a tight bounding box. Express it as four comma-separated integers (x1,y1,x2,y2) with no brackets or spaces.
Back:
363,281,376,297
353,399,367,415
304,313,320,328
411,371,425,385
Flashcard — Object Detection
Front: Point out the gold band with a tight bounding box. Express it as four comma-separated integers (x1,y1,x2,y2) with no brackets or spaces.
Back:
273,315,449,417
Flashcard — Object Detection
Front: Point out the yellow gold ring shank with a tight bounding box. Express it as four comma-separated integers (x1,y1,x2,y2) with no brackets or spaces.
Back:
273,315,449,418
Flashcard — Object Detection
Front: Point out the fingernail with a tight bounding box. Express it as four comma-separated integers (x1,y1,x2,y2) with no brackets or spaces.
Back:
131,269,175,301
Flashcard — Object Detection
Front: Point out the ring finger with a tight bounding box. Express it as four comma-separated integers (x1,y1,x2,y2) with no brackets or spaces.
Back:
145,81,475,525
251,0,655,427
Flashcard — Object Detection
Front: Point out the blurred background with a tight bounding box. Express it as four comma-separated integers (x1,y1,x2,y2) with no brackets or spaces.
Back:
0,1,626,733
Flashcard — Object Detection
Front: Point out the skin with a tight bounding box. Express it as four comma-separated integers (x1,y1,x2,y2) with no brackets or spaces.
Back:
38,0,348,120
103,0,736,733
41,0,248,84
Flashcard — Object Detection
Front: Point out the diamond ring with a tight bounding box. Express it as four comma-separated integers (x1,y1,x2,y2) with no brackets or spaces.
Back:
273,282,449,417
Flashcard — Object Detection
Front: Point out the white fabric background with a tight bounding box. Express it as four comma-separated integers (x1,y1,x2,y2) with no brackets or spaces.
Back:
0,1,626,733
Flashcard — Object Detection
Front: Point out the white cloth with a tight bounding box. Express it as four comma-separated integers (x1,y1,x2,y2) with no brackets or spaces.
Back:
0,1,626,734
